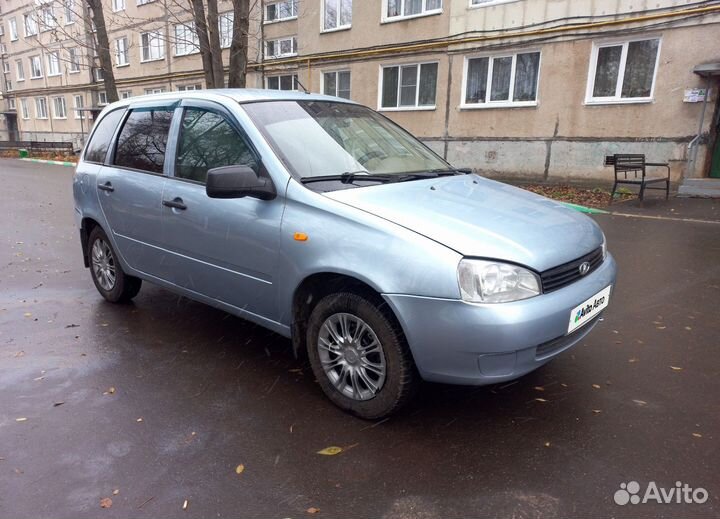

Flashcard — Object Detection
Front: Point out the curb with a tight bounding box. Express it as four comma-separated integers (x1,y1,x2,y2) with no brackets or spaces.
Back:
19,158,77,168
559,201,609,215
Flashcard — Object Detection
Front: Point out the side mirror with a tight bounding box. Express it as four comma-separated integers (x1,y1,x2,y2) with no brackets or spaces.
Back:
206,164,276,200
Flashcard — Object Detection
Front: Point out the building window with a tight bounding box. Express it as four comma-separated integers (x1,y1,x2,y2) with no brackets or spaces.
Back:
35,97,48,119
219,12,233,48
112,0,125,11
2,61,9,74
9,98,17,110
39,6,56,31
470,0,519,5
30,56,43,78
68,48,81,72
64,0,75,24
98,91,108,105
47,51,61,76
380,62,438,110
384,0,441,21
9,18,19,41
120,90,132,99
265,74,298,91
586,38,661,104
16,60,25,81
144,87,166,94
53,96,67,118
24,14,38,37
323,70,351,99
141,31,165,62
73,94,84,118
265,0,297,23
463,51,541,107
174,23,199,56
94,67,104,81
323,0,351,31
115,37,129,66
21,99,30,119
5,80,13,92
177,84,202,91
265,37,297,59
137,0,155,4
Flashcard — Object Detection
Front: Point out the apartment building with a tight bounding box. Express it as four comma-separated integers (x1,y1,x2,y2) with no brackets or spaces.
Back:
1,0,719,182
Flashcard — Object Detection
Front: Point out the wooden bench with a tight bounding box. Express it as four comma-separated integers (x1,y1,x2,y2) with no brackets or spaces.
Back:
605,154,670,203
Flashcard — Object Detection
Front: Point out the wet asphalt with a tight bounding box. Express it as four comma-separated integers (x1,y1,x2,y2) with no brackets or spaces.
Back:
0,159,718,519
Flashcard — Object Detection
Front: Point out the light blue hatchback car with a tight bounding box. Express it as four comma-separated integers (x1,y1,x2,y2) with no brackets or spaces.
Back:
73,89,616,419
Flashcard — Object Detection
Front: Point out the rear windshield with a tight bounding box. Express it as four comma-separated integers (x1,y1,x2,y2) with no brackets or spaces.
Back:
84,108,125,164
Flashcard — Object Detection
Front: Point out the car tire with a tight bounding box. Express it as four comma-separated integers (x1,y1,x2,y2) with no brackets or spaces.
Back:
87,226,142,303
306,292,419,419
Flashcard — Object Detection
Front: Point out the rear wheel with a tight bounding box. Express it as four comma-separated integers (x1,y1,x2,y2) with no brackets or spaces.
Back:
306,292,418,419
87,227,141,303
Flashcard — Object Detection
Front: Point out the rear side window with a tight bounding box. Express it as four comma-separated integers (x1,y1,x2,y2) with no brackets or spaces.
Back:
114,108,174,174
175,108,257,184
84,109,125,164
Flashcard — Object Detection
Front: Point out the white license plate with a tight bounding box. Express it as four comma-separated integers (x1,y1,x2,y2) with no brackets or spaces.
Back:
567,285,612,334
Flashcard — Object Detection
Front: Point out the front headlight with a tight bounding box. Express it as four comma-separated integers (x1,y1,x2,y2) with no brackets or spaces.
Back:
458,259,541,303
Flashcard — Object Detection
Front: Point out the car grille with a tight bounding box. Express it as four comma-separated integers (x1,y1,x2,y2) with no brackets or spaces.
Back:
540,247,603,293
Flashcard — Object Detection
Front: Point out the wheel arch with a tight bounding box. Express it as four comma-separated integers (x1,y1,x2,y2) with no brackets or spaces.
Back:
80,217,104,268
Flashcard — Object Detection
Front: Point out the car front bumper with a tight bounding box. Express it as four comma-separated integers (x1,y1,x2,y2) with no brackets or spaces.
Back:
383,254,617,385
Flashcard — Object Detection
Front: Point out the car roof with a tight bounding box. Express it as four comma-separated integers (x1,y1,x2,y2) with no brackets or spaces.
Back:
105,88,358,110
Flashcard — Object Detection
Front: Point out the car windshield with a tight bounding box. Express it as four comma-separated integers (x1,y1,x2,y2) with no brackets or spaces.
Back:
242,100,450,186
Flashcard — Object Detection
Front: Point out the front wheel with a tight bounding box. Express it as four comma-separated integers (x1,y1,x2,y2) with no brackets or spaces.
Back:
306,292,419,419
87,226,142,303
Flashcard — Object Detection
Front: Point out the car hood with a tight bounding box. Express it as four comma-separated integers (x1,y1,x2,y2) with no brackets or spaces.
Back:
324,175,603,272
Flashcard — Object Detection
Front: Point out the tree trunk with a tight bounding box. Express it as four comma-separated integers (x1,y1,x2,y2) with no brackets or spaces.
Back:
227,0,249,88
205,0,225,88
190,0,217,89
86,0,118,103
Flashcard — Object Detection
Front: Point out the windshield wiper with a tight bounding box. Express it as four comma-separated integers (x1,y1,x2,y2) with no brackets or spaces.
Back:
300,172,395,185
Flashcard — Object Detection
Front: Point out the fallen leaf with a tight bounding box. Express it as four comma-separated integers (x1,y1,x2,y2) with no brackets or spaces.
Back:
684,326,692,331
317,446,343,456
104,387,116,395
34,376,45,381
592,384,601,389
628,358,639,363
101,323,109,327
534,398,548,403
592,409,602,414
533,386,545,392
656,326,667,330
632,399,648,406
560,383,568,388
15,417,28,422
23,312,32,318
112,489,120,495
100,497,112,509
136,418,143,422
235,464,245,474
14,351,25,358
53,401,65,407
307,507,320,514
670,366,683,371
692,433,702,438
182,499,188,510
544,441,551,447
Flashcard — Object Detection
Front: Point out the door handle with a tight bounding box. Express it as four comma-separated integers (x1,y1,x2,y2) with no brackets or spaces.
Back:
97,182,114,192
163,197,187,210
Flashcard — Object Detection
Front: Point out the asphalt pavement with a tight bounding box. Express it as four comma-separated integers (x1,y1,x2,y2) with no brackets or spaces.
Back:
1,159,718,519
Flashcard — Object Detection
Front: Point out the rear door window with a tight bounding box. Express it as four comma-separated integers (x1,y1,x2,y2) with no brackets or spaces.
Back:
84,109,125,164
114,108,174,174
174,108,257,184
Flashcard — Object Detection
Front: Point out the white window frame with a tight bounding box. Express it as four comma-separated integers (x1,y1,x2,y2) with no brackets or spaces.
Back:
377,61,438,111
321,0,352,32
16,60,25,81
52,96,67,119
120,90,133,99
98,91,108,105
20,99,30,119
73,94,84,119
322,69,351,99
5,80,13,92
68,47,81,73
585,36,662,105
24,14,38,37
8,98,17,110
469,0,519,7
265,36,297,59
2,61,9,74
144,87,166,94
94,67,104,82
174,23,199,56
47,51,61,76
265,74,298,91
64,0,75,24
30,55,43,78
264,0,297,23
115,37,129,66
177,84,202,91
382,0,442,23
9,18,19,41
219,12,233,48
460,50,542,109
112,0,126,12
35,97,48,119
39,6,56,32
141,31,165,62
137,0,156,5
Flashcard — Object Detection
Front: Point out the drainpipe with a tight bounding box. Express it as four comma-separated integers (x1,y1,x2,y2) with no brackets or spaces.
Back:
687,77,711,179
